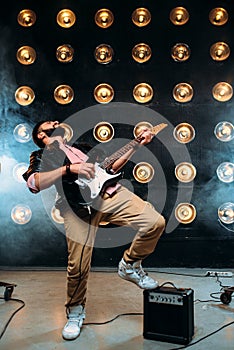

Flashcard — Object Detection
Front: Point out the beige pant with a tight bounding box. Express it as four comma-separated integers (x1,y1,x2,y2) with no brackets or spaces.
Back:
62,186,165,308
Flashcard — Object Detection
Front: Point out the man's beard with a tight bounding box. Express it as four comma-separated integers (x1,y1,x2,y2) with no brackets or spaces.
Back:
44,126,65,138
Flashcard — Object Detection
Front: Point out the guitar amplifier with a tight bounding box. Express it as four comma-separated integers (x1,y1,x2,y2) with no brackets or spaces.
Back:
143,286,194,345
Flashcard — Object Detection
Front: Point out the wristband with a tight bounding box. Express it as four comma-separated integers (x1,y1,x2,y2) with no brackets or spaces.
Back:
66,163,71,175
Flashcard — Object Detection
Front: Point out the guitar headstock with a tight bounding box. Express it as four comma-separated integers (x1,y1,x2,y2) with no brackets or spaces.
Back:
151,123,168,136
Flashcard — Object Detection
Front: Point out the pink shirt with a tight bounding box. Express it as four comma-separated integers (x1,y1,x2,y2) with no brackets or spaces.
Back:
27,143,120,195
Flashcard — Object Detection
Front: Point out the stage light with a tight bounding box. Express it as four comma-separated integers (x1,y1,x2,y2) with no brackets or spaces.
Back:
216,162,234,183
16,46,36,65
175,162,196,183
209,8,228,26
218,202,234,224
13,123,32,143
173,83,193,103
59,123,73,142
57,9,76,28
93,122,114,143
17,9,36,27
171,43,191,62
170,7,189,26
133,162,154,183
133,122,153,138
132,43,152,63
95,9,114,29
15,86,35,106
214,122,234,142
132,8,151,27
13,163,28,183
51,206,64,224
212,82,233,102
133,83,153,103
93,83,114,104
175,203,196,224
173,123,196,144
54,85,74,104
11,204,32,225
56,44,74,63
94,44,114,64
210,42,230,61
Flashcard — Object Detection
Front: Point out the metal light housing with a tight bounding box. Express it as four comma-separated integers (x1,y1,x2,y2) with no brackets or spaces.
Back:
17,9,36,27
175,162,196,183
54,85,74,104
210,42,230,61
133,122,153,138
214,121,234,142
59,123,73,142
16,46,36,65
170,7,189,25
171,43,191,62
95,9,114,28
94,83,114,104
133,162,155,183
212,82,233,102
175,203,196,224
93,122,114,142
15,86,35,106
57,9,76,28
173,83,193,103
94,44,114,64
132,43,152,63
56,44,74,63
173,123,196,144
132,8,151,27
216,162,234,183
133,83,153,103
209,8,228,26
218,202,234,224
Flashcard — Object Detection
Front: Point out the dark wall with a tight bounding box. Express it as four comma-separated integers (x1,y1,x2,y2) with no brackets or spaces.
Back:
0,0,234,268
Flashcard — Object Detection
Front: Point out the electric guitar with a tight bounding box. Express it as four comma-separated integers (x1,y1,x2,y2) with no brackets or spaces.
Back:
75,123,167,201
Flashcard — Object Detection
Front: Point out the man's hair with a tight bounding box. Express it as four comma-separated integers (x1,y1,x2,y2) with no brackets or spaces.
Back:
32,120,48,148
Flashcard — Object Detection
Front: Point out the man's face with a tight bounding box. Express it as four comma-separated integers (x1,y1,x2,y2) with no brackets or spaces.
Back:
38,121,65,138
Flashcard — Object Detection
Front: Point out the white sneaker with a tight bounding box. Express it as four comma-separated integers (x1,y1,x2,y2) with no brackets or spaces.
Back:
62,305,85,340
118,258,158,289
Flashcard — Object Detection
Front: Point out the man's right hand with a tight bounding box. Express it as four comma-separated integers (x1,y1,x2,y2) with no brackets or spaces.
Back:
70,163,95,179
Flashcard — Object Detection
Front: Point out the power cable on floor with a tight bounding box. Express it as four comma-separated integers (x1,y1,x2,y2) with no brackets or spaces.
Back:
0,297,25,340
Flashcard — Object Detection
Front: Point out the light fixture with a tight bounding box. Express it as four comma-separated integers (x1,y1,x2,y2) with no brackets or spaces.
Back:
133,122,153,138
51,206,64,224
17,9,36,27
175,203,196,224
209,8,228,26
173,83,193,103
218,202,234,224
15,86,35,106
13,163,28,183
214,121,234,142
175,162,196,183
13,123,32,143
133,83,153,103
54,85,74,104
170,7,189,25
94,44,114,64
93,83,114,104
95,9,114,29
133,162,154,183
171,43,191,62
57,9,76,28
212,82,233,102
56,44,74,63
16,46,36,65
132,8,151,27
132,43,152,63
11,204,32,225
59,123,73,142
216,162,234,183
173,123,196,144
210,42,230,61
93,122,114,142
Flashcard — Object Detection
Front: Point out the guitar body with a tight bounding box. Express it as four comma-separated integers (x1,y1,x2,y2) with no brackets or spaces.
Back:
75,162,121,199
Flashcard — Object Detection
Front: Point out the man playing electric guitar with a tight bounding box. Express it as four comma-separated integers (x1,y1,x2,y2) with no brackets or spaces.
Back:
23,120,166,341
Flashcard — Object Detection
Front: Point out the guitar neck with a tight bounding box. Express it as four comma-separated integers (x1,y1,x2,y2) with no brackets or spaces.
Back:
100,139,140,169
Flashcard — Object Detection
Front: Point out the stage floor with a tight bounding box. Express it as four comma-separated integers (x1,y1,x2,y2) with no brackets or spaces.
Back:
0,268,234,350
